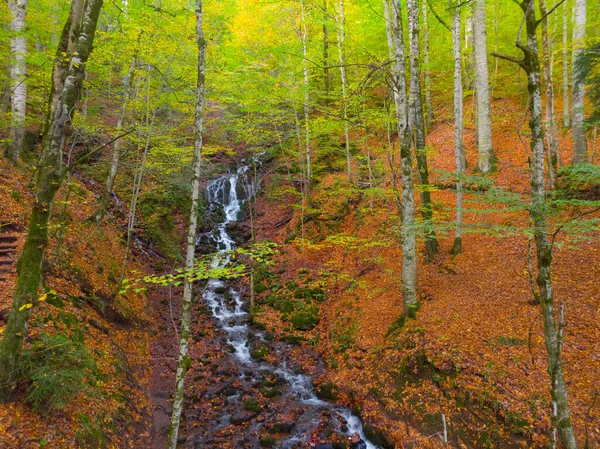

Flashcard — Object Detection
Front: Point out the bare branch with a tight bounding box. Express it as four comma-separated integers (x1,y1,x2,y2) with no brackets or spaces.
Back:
426,0,451,32
537,0,567,26
491,51,525,68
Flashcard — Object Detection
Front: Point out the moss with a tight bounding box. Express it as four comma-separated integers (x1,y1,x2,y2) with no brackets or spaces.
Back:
244,398,262,413
250,345,269,360
254,283,268,293
363,424,394,449
315,381,337,400
259,436,276,447
290,306,319,331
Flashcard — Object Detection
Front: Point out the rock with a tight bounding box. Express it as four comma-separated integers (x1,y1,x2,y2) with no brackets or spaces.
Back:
230,410,255,425
214,286,227,294
177,434,186,444
223,387,238,396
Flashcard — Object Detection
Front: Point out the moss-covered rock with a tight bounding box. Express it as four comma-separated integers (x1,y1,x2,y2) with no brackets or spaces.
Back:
244,398,262,413
291,306,319,331
315,381,338,400
259,436,276,447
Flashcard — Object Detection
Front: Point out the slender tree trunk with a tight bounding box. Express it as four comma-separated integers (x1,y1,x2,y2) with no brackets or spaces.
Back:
93,56,138,224
336,0,352,182
388,0,417,314
166,2,206,447
323,0,330,101
451,0,465,255
8,0,28,163
408,0,439,263
509,3,580,448
45,0,85,137
463,8,475,91
473,0,495,173
422,0,434,130
540,0,559,188
0,0,104,400
562,0,570,128
571,0,587,164
301,0,312,180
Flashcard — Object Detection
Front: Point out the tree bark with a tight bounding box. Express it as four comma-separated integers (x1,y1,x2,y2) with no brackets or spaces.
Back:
473,0,495,173
512,2,579,448
323,0,330,101
45,0,85,137
451,0,465,256
571,0,587,164
166,1,206,447
387,0,417,314
422,0,434,130
301,0,312,180
562,0,570,128
7,0,28,164
408,0,439,263
540,0,559,189
336,0,352,182
0,0,104,400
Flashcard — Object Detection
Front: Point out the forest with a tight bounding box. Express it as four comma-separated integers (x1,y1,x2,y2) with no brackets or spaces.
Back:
0,0,599,448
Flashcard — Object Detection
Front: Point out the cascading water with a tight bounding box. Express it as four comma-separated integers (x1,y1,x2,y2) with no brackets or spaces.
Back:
200,163,379,449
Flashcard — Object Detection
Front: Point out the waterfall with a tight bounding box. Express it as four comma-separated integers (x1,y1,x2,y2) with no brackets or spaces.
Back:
200,162,379,449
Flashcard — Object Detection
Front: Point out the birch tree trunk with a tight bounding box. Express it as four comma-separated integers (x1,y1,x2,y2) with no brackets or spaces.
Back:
463,9,475,91
8,0,28,164
387,0,417,314
46,0,85,134
166,1,206,447
500,3,580,447
301,0,312,180
93,56,138,224
408,0,439,263
451,0,465,255
571,0,587,164
323,0,330,101
422,0,434,130
540,0,559,189
336,0,352,182
562,0,570,128
473,0,495,174
0,0,104,400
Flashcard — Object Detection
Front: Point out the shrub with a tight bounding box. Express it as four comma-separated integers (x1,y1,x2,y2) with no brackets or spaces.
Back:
21,332,103,411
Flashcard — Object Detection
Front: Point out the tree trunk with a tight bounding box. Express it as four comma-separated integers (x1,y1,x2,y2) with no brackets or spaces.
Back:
7,0,28,164
511,2,580,448
463,8,475,91
451,0,465,256
422,0,434,130
166,1,206,447
408,0,439,263
323,0,330,101
93,56,138,224
540,0,559,189
301,0,312,180
0,0,104,400
45,0,85,137
473,0,495,174
336,0,352,182
571,0,587,164
562,0,570,128
388,0,417,314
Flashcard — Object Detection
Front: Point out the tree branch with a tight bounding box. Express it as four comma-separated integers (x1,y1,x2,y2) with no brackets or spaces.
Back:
63,128,136,174
537,0,567,26
491,52,525,68
426,0,451,32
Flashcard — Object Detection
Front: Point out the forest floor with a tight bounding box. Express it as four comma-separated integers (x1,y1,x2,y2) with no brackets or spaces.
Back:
249,96,600,448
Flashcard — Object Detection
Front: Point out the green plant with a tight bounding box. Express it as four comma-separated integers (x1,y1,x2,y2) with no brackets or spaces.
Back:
21,332,103,411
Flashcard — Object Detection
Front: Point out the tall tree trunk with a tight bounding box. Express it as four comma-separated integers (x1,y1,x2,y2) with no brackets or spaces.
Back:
388,0,417,314
45,0,85,137
323,0,330,101
336,0,352,182
166,1,206,447
0,0,104,400
422,0,434,130
408,0,439,263
562,0,570,128
540,0,559,188
301,0,312,180
473,0,495,174
571,0,587,164
498,2,580,447
451,0,465,255
93,56,138,224
8,0,28,164
463,8,475,91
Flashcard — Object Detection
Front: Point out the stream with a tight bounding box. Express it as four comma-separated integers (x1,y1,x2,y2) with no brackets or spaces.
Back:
189,164,379,449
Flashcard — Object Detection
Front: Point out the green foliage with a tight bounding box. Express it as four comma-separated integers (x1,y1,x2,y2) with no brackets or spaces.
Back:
290,305,319,331
21,332,103,411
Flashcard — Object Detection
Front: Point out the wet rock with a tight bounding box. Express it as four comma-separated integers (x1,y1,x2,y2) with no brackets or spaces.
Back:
230,410,255,425
214,286,227,294
223,387,238,396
